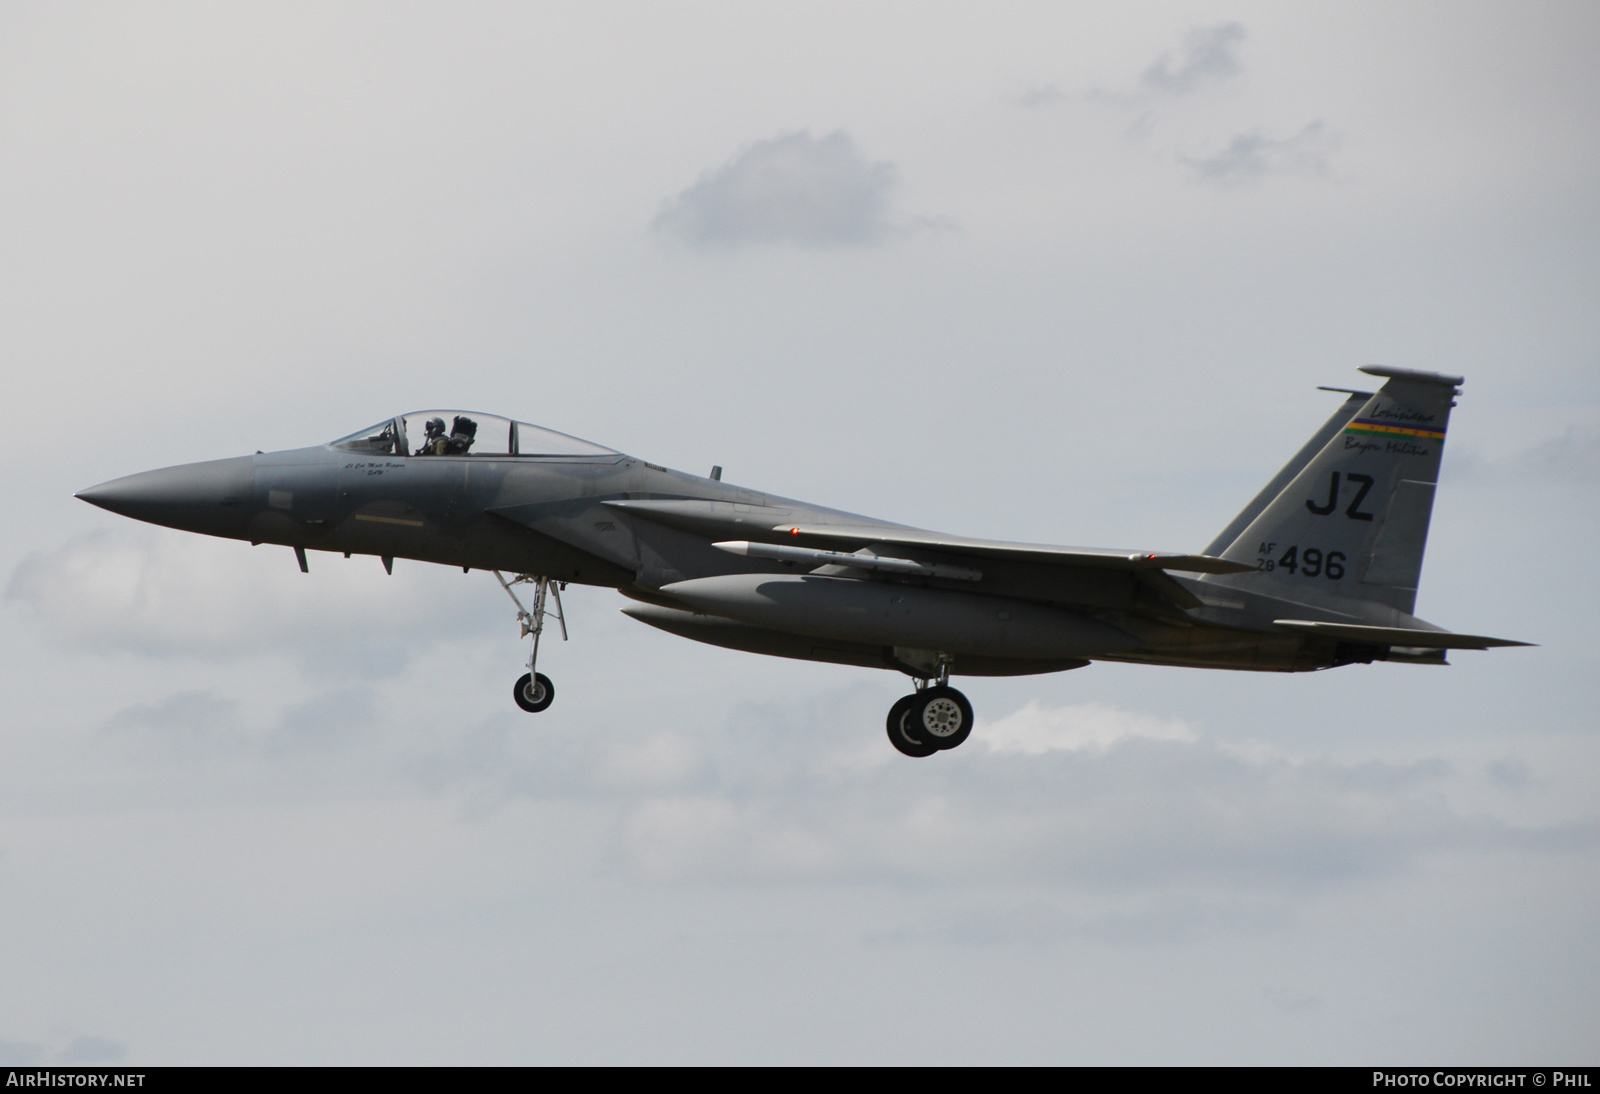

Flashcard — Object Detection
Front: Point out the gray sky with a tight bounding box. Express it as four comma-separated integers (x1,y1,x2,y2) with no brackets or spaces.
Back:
1,1,1597,1064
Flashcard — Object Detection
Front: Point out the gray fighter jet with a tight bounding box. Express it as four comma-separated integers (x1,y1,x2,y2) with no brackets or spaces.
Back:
76,366,1529,757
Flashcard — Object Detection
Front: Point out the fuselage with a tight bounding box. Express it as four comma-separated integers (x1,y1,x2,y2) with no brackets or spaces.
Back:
75,416,1406,679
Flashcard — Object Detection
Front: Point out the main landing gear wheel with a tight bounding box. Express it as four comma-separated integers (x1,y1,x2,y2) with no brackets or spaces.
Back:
908,686,973,752
887,693,938,758
513,672,555,713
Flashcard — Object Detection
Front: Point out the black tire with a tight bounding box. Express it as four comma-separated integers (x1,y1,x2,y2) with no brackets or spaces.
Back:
886,693,937,758
910,686,973,750
513,672,555,713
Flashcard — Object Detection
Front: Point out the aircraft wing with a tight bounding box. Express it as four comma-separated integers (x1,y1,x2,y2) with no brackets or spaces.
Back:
602,499,1253,576
769,524,1256,575
1272,619,1534,649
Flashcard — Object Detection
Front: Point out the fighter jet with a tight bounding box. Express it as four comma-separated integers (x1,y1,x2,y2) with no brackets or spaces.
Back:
76,365,1529,757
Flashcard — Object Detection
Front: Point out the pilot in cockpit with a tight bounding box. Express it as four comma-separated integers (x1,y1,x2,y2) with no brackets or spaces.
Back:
413,415,479,456
445,416,477,455
415,417,448,456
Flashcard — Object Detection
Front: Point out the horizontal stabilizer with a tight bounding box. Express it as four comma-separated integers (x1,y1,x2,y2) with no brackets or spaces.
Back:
1273,619,1533,649
771,525,1256,574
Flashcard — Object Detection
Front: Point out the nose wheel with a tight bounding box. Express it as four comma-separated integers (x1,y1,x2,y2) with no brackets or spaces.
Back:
514,672,555,713
885,684,974,757
496,572,567,715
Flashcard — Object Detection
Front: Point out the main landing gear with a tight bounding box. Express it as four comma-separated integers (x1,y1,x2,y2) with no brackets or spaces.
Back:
496,572,567,715
886,663,974,758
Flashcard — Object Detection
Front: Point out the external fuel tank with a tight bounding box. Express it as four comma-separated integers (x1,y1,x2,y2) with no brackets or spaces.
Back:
658,573,1136,660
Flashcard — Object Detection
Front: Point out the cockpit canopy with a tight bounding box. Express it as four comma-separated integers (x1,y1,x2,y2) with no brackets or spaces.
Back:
331,412,618,458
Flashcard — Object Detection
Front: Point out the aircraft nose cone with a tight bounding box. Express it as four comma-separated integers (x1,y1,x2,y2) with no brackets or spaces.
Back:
76,456,255,535
73,478,144,515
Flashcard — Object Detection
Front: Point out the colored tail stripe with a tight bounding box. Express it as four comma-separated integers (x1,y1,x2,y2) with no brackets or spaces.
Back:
1345,418,1446,441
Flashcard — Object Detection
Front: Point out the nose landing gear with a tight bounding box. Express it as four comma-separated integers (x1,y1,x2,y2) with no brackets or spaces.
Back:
496,571,567,715
885,660,974,758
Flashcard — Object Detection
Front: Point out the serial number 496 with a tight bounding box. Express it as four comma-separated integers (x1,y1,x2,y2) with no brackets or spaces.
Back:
1257,546,1346,579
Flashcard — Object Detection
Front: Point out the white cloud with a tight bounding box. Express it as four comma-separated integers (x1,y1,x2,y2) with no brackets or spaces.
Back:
197,678,1563,895
652,131,901,248
1018,83,1069,110
619,796,839,882
4,530,502,675
1142,24,1247,95
595,732,706,789
877,895,1294,949
0,1038,44,1066
1501,424,1600,482
1061,23,1337,189
0,1034,126,1066
387,694,1597,893
1183,121,1338,184
980,700,1196,755
102,689,240,758
53,1036,128,1065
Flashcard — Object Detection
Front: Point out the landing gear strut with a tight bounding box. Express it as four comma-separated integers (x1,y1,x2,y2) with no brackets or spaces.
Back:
496,571,567,715
885,660,974,758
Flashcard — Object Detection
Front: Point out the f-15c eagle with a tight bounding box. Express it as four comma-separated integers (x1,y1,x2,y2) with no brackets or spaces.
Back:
77,365,1529,758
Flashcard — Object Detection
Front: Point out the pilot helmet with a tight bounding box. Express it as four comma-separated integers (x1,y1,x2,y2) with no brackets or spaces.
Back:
425,417,446,437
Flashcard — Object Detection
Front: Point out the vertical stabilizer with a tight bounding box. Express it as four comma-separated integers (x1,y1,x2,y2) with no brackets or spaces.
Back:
1207,367,1463,616
1202,389,1371,557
